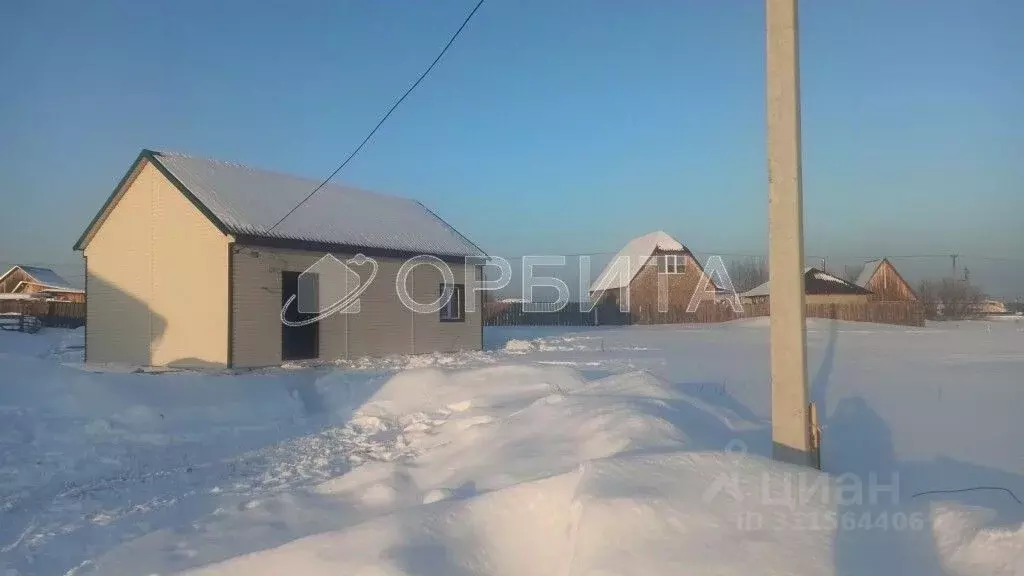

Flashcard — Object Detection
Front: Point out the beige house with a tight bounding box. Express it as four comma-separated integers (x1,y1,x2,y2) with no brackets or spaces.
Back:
74,149,486,368
977,300,1008,315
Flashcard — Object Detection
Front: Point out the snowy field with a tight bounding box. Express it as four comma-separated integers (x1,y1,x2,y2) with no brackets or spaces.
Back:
1,318,1023,575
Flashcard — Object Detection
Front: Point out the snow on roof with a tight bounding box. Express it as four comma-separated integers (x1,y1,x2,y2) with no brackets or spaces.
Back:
589,231,685,293
13,281,84,295
855,259,884,288
0,266,79,291
81,150,487,259
152,151,486,258
0,293,41,301
742,279,771,297
741,267,869,297
808,267,848,284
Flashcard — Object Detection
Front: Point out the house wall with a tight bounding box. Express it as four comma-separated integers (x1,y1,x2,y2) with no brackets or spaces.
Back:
53,292,86,304
806,293,870,305
625,251,712,316
410,259,483,355
11,282,85,302
83,161,229,367
864,261,917,302
742,295,770,307
230,245,482,368
744,293,869,306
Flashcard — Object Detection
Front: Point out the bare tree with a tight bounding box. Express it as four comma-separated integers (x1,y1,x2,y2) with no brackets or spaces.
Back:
917,279,940,320
726,257,769,293
918,277,984,320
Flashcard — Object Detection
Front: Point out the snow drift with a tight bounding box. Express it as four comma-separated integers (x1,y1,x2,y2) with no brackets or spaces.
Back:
3,322,1024,575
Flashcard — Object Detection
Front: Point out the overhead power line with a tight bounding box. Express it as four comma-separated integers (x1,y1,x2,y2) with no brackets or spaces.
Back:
268,0,487,233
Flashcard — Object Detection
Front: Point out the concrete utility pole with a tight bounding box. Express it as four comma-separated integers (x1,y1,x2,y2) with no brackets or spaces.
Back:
766,0,816,468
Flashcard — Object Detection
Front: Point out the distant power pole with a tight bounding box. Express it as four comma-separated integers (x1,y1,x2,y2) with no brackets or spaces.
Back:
766,0,816,468
951,253,959,279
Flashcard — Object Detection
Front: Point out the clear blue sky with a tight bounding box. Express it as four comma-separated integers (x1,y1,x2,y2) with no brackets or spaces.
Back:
1,0,1021,295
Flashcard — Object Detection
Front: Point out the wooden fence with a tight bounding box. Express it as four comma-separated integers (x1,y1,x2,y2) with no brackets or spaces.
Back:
741,301,924,327
628,301,740,325
0,299,86,329
484,300,924,328
484,302,607,326
0,314,43,333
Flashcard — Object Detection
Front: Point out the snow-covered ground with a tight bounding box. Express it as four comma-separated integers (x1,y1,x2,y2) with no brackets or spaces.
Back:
1,318,1023,575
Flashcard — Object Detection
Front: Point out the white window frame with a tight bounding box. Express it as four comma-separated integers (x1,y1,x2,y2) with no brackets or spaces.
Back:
660,254,684,275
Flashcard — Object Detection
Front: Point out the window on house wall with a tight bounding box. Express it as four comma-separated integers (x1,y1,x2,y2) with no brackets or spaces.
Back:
659,254,684,274
440,283,465,322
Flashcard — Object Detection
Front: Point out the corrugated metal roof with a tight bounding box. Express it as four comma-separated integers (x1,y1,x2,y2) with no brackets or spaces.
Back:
742,279,771,297
148,151,487,259
855,259,884,288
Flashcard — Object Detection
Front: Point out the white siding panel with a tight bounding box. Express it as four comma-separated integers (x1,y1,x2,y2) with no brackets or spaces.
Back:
84,165,155,365
231,247,482,367
231,247,349,368
411,262,482,354
346,258,412,358
149,170,229,367
83,162,229,367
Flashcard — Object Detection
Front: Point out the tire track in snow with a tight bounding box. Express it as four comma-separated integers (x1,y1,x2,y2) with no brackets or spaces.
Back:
1,403,466,575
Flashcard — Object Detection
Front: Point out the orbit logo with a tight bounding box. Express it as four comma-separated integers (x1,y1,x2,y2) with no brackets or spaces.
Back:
280,253,378,327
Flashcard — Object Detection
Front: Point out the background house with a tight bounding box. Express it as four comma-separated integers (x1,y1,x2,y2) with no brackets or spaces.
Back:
855,258,918,302
74,149,486,368
741,267,873,306
977,299,1008,315
0,265,84,302
589,231,720,323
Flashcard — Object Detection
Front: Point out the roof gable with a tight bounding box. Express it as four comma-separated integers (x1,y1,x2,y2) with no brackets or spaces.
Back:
75,150,487,260
73,150,222,251
854,257,918,300
589,231,686,293
854,259,884,288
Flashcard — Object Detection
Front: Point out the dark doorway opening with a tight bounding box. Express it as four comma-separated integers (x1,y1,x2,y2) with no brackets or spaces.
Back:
281,271,319,361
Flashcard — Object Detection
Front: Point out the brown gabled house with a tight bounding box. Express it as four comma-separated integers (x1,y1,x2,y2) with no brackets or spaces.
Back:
0,265,85,303
741,267,872,306
854,258,918,302
588,231,720,321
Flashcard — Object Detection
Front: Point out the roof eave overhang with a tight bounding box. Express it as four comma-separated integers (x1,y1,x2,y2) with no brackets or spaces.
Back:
232,234,484,265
